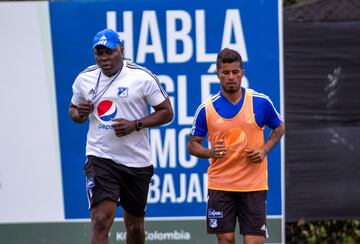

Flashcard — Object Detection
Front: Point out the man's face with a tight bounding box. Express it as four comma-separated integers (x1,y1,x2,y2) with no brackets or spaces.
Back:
94,45,124,77
217,62,243,93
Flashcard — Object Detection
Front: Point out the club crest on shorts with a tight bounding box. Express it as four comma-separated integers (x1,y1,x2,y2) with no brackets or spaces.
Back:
117,87,129,97
209,219,218,228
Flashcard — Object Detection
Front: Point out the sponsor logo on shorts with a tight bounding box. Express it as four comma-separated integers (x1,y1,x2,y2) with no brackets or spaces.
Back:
209,219,218,228
87,177,95,188
87,188,93,199
208,209,223,218
261,224,269,238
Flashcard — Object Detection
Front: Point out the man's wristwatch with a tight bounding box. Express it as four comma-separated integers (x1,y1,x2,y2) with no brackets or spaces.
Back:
135,119,143,131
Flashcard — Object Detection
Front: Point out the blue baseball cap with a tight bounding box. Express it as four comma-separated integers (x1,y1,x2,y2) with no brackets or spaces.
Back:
92,28,124,49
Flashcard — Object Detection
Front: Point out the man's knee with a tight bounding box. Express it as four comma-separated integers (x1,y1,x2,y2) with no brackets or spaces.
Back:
92,211,113,231
127,221,144,234
216,233,235,244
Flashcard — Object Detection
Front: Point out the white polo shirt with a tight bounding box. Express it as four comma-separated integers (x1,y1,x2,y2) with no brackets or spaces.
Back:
71,60,168,167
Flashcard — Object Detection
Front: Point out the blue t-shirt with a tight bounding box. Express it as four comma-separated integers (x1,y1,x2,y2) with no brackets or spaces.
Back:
191,88,282,137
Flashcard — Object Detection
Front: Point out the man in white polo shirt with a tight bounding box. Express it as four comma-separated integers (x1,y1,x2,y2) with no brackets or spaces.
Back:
69,28,173,244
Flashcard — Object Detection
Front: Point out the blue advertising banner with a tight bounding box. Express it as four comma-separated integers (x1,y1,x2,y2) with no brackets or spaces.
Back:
50,0,282,219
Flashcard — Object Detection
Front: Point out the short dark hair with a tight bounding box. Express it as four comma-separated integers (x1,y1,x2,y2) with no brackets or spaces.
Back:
216,48,243,70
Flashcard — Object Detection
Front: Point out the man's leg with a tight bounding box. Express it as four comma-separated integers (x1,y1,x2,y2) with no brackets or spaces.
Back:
90,199,117,244
216,232,236,244
244,235,265,244
123,209,145,244
239,191,267,244
207,190,238,244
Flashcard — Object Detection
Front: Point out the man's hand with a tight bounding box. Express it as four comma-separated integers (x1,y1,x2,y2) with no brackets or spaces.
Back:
211,139,228,158
69,101,93,123
111,118,136,137
245,148,267,163
77,101,94,119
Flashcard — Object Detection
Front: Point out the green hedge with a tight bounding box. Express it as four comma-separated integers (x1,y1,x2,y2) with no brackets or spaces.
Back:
286,219,360,243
